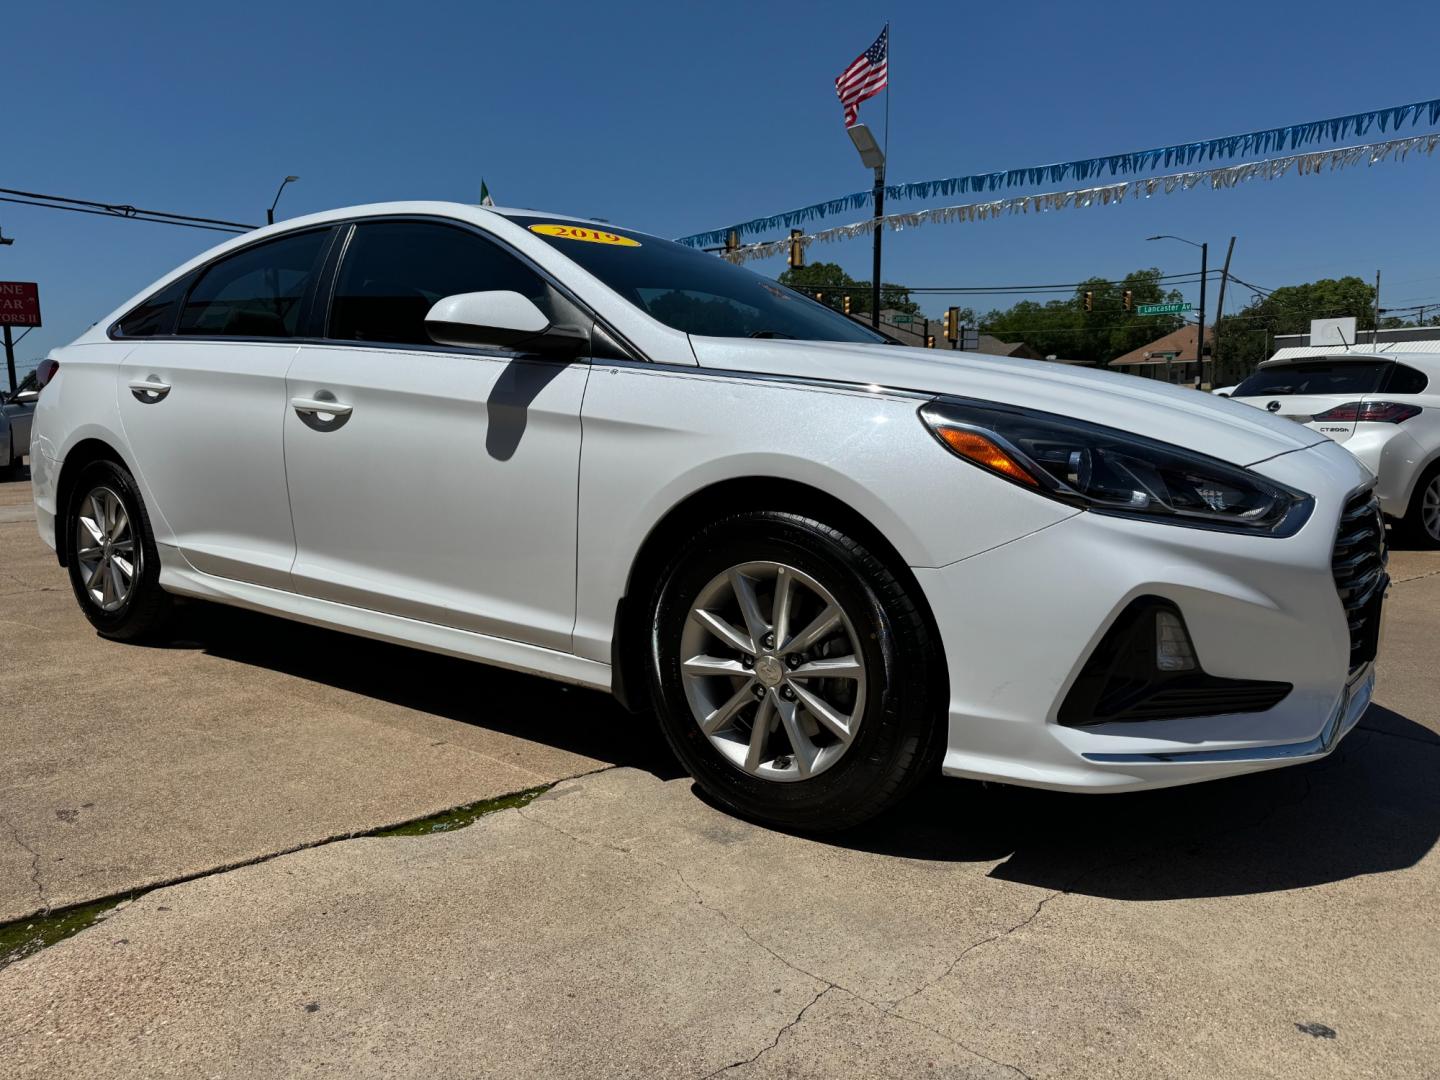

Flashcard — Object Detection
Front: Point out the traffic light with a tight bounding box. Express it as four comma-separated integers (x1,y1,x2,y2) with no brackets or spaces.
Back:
1122,289,1133,312
926,335,936,348
946,306,960,342
725,230,739,253
1084,291,1094,312
788,229,804,268
843,294,852,315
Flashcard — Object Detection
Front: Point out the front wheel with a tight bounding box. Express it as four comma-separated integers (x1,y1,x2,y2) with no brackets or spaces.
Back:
64,458,173,640
647,511,944,832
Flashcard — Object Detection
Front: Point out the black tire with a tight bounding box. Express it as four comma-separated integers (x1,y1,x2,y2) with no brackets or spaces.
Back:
647,510,944,832
64,458,173,641
1399,464,1440,550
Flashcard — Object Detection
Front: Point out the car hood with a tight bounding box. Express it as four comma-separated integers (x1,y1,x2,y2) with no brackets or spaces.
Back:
687,337,1329,467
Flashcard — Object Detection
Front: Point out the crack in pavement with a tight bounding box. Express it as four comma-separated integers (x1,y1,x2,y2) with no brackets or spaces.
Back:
1,812,49,915
1357,723,1440,749
700,985,835,1079
517,802,1041,1079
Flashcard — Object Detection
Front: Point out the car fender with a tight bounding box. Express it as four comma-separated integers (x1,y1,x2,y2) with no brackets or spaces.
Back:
570,363,1079,664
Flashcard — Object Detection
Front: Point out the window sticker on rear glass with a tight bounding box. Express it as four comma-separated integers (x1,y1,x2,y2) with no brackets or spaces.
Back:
529,224,640,247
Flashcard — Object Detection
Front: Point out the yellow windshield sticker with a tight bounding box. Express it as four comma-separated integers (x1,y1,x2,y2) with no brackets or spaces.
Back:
529,224,640,247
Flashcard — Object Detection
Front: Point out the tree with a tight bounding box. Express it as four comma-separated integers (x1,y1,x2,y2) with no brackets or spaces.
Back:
979,268,1183,365
1212,276,1377,384
776,262,918,316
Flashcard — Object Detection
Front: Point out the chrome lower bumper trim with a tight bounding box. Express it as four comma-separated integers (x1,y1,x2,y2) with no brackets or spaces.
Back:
1081,666,1373,765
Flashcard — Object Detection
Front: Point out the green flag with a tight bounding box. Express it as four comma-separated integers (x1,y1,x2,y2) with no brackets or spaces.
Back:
480,179,494,207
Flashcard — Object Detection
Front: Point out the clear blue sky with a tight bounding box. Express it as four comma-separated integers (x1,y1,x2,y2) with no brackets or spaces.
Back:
4,0,1438,369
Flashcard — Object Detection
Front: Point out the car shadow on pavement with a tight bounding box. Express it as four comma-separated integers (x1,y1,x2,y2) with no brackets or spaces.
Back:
825,704,1440,901
151,600,683,780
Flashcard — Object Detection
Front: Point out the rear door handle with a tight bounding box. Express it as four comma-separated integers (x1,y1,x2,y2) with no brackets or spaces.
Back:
128,377,172,403
290,396,353,418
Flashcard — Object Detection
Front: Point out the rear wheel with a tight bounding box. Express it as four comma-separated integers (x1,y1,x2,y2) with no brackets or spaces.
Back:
1400,465,1440,549
64,459,173,640
648,511,944,832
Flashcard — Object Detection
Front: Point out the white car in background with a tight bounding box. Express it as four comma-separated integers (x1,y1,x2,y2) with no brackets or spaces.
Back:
27,202,1384,829
1230,353,1440,546
1,377,39,480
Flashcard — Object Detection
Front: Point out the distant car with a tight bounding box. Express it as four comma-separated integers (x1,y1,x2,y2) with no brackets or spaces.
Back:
1,375,39,480
1229,352,1440,546
1212,385,1237,398
27,202,1383,829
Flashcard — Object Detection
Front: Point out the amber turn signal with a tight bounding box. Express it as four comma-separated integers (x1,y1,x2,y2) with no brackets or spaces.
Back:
934,426,1039,487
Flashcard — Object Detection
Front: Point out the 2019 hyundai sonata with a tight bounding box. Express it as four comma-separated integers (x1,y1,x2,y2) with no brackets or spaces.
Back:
27,203,1386,829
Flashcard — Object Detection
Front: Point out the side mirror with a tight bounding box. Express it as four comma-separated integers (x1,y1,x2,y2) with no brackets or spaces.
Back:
10,389,38,405
424,291,585,355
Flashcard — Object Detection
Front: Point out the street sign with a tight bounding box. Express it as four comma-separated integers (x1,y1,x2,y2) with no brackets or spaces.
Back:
890,314,913,324
0,282,41,327
1136,301,1192,316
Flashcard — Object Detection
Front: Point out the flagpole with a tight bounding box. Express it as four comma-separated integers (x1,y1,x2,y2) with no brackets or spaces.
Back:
883,22,890,161
871,22,889,329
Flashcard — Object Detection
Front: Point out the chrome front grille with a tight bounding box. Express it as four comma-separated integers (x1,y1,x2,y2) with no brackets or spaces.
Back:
1332,492,1387,671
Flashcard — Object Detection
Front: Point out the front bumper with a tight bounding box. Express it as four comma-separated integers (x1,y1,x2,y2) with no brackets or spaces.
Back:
912,440,1378,792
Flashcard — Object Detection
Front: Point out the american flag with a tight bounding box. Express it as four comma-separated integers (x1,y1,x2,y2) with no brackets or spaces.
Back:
835,27,888,128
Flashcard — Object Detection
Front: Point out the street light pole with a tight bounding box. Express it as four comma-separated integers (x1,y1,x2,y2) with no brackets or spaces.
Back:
847,124,887,329
871,161,885,328
1147,234,1208,385
267,175,300,225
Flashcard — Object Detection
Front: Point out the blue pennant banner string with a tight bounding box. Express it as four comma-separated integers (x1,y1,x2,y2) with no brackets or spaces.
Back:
678,96,1440,248
717,134,1440,266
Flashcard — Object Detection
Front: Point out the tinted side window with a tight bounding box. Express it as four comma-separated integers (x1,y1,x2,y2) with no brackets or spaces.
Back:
329,221,546,346
1387,364,1429,395
178,230,329,338
116,274,190,338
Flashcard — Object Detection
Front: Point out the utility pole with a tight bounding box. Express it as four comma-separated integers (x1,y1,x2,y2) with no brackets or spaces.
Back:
1373,270,1382,345
3,326,15,396
2,226,14,394
1211,236,1236,385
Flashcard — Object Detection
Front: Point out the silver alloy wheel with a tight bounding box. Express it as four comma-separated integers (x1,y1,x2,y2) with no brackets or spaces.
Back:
679,561,867,782
1424,475,1440,541
75,486,137,612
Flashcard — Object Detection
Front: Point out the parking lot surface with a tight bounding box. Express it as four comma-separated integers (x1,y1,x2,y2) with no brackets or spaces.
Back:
2,476,1438,1077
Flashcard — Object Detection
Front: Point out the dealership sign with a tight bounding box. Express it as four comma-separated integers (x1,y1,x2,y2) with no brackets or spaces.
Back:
0,281,41,327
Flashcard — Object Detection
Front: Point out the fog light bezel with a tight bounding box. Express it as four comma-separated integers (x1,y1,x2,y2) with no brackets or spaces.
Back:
1058,597,1292,727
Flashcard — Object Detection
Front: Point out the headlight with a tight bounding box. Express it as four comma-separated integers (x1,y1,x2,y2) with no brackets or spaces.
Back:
919,399,1313,536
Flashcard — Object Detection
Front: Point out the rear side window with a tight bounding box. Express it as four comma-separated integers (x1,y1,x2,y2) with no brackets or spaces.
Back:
1234,361,1389,398
178,229,329,338
328,221,547,346
114,274,190,338
1387,364,1429,395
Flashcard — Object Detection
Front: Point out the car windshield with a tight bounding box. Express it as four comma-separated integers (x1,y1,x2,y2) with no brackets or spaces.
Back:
1233,360,1390,398
509,215,888,344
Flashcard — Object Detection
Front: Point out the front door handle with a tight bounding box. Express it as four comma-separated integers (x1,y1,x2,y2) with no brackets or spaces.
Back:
128,377,172,403
291,396,353,418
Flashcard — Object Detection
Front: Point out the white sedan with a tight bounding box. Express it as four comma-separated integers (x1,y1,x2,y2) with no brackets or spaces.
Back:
28,202,1385,829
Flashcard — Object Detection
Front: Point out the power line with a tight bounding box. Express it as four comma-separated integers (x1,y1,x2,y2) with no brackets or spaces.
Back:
791,271,1206,298
0,186,256,234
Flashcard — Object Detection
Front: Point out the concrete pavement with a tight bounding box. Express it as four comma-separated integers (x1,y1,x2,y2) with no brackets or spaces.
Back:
2,476,1438,1077
0,479,667,923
